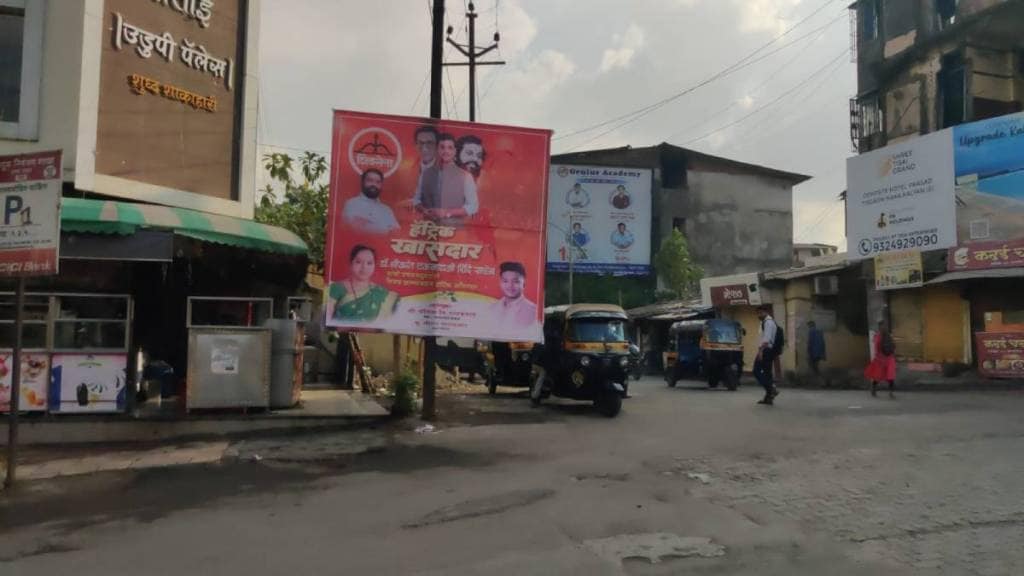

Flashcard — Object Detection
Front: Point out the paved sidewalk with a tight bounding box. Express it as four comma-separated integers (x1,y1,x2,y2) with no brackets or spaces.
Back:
3,441,230,483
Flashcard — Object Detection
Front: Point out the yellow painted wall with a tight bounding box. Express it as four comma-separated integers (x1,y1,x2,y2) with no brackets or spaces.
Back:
357,333,420,375
922,286,967,363
722,306,763,372
890,290,924,360
784,278,869,373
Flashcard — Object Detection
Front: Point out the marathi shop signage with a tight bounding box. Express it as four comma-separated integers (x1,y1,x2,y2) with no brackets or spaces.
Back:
94,0,245,201
324,110,551,342
949,237,1024,271
710,284,760,307
976,332,1024,379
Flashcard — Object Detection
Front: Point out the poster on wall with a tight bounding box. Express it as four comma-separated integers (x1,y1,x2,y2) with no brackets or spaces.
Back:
953,112,1024,243
976,332,1024,379
49,354,128,413
874,250,923,290
846,130,956,259
0,353,49,412
324,110,551,343
546,164,652,275
0,151,62,277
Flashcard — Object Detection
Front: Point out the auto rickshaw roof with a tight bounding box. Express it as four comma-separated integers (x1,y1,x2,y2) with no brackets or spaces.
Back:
544,303,629,320
670,320,707,333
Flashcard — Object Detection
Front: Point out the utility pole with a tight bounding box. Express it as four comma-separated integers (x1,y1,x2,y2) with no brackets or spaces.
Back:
445,2,505,121
421,0,447,421
568,214,575,305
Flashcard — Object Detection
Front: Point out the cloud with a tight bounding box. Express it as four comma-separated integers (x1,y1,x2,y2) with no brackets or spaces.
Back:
600,24,646,73
734,0,802,35
738,94,755,109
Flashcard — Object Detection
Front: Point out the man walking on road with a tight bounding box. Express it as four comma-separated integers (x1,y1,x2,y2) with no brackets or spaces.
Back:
807,320,826,375
755,305,780,405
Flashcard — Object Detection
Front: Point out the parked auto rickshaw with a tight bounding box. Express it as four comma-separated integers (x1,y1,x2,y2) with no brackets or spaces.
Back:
665,320,705,386
701,318,745,390
531,304,630,417
486,341,535,394
435,337,491,382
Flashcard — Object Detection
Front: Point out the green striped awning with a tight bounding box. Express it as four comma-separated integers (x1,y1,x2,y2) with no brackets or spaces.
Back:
61,198,307,256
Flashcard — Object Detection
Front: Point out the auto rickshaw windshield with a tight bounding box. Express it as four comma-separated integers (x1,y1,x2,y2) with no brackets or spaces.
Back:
570,318,627,342
705,321,742,344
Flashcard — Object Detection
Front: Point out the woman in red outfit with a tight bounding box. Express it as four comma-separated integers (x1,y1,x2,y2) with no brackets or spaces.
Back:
865,320,897,397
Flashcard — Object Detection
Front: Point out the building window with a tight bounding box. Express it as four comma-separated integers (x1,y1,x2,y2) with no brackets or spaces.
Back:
0,0,43,141
861,0,880,41
672,217,686,236
935,0,958,29
938,51,967,129
850,93,884,152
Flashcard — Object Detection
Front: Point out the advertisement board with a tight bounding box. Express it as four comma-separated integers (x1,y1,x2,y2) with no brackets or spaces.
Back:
324,111,550,342
710,284,758,307
874,250,923,290
948,237,1024,271
546,164,652,275
49,354,128,413
976,332,1024,379
954,112,1024,243
0,353,49,412
0,151,61,277
846,131,956,259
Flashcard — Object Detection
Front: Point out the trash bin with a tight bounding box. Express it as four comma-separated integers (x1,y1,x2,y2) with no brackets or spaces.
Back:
264,319,304,409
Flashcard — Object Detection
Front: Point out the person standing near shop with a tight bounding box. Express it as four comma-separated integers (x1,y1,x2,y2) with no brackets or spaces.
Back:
865,319,897,398
754,305,780,405
807,320,826,375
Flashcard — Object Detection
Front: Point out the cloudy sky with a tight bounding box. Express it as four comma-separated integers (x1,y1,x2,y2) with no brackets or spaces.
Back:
258,0,855,250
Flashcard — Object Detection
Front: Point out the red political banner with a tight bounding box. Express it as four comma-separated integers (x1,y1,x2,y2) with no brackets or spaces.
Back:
976,332,1024,379
324,110,550,342
948,238,1024,271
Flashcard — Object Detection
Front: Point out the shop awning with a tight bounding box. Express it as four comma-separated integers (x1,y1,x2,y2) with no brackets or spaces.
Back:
925,268,1024,284
61,198,307,256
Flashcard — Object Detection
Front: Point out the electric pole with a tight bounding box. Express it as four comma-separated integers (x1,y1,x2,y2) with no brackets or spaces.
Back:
444,2,505,121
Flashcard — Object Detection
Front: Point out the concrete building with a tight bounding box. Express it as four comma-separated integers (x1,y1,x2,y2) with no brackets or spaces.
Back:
848,0,1024,376
550,143,809,307
0,1,308,413
793,243,838,266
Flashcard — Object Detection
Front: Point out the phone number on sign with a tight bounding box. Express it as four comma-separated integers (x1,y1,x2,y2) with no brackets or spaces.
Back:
859,233,940,256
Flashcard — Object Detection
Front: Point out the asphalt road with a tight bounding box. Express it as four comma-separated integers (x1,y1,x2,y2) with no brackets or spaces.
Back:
4,377,1024,575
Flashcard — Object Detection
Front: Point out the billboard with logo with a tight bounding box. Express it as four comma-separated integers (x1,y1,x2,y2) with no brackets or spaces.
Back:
874,250,923,290
846,131,956,259
0,151,61,277
546,165,652,275
324,110,551,342
953,112,1024,243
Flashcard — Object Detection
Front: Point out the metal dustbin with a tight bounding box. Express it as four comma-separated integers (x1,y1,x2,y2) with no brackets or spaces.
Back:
265,319,305,409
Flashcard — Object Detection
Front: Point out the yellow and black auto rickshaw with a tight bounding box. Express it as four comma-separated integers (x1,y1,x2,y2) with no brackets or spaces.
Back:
530,304,630,417
486,341,535,394
666,318,744,390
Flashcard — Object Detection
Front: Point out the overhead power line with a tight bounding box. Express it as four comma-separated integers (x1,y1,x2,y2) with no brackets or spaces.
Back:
553,0,846,144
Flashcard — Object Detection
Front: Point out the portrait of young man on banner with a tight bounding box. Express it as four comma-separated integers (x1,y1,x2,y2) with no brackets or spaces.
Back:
324,111,551,343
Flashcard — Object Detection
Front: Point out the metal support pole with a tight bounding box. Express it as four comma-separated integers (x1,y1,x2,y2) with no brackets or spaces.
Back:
4,278,25,488
468,5,477,121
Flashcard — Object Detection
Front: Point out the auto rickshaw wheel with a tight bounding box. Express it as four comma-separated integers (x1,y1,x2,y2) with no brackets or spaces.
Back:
595,390,622,417
667,373,677,388
724,366,739,391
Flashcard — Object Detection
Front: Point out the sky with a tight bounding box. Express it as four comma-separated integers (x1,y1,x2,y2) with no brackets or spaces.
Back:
258,0,856,251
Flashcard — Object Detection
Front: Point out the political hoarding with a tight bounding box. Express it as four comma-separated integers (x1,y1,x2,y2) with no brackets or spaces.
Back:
546,164,652,275
0,151,62,277
324,110,550,343
954,112,1024,244
846,131,956,260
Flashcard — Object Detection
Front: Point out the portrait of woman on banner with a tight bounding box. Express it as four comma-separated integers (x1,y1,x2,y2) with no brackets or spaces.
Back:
327,245,399,323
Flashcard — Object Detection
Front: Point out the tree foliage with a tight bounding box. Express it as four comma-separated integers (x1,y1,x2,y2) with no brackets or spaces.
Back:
654,228,703,300
255,151,329,269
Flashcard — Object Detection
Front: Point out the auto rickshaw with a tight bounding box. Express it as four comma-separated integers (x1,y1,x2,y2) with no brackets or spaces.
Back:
701,318,745,390
530,304,630,417
665,320,705,386
486,341,535,394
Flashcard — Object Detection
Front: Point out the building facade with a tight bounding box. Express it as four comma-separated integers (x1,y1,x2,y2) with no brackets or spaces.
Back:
849,0,1024,376
550,143,809,308
0,0,308,414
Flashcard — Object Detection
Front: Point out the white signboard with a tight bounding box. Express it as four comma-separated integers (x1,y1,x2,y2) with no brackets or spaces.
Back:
846,131,956,259
50,354,128,413
547,164,652,275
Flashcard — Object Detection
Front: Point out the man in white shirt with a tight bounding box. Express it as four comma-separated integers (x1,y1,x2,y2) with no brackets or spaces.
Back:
342,169,399,235
488,262,537,331
565,183,590,208
610,222,635,249
754,305,780,405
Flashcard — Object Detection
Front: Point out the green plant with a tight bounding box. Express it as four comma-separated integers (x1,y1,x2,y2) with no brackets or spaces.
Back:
391,369,420,418
256,151,329,270
654,228,703,298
